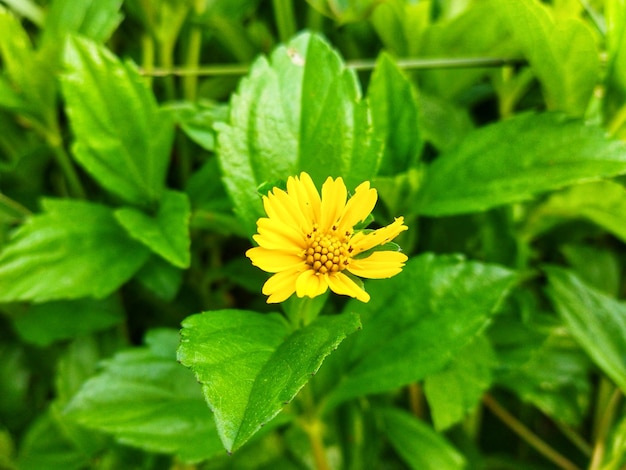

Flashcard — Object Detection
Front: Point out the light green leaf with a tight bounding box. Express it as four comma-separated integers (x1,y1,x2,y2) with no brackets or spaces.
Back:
424,335,494,431
216,32,382,234
0,0,44,25
61,35,174,206
64,329,222,463
178,309,361,452
545,267,626,394
524,180,626,244
493,0,599,116
115,190,191,269
0,6,56,125
12,297,124,347
0,199,149,303
42,0,123,44
380,407,466,470
326,253,515,408
417,113,626,216
367,52,422,175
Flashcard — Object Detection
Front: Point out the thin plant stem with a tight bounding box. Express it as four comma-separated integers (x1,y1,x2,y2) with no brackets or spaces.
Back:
589,388,622,470
48,134,86,199
272,0,297,42
408,383,424,418
140,56,528,77
182,20,203,100
482,394,581,470
0,192,31,219
158,41,177,100
553,421,592,457
299,385,330,470
141,32,155,88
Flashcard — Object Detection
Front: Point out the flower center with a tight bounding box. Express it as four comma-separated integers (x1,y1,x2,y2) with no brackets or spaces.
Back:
304,225,352,275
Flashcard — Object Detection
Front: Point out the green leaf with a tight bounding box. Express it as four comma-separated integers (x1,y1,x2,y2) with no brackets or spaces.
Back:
0,6,56,125
417,113,626,216
177,309,361,452
0,0,44,26
18,407,106,470
41,0,123,44
115,190,191,269
367,52,422,175
64,329,222,463
216,32,382,234
12,297,124,347
489,300,592,426
493,0,599,116
167,100,229,152
61,35,174,206
134,255,183,301
326,253,516,407
545,266,626,394
380,407,466,470
424,335,494,431
0,199,149,303
523,180,626,244
561,244,620,297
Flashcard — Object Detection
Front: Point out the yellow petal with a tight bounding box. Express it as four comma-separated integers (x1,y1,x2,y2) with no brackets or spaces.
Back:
287,172,321,226
253,218,307,251
320,176,348,231
350,217,408,254
337,181,377,234
263,187,311,233
262,267,305,303
246,246,305,273
347,251,408,279
327,272,370,302
295,270,329,298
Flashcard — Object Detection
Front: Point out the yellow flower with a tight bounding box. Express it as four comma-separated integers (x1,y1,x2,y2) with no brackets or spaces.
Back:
246,172,408,303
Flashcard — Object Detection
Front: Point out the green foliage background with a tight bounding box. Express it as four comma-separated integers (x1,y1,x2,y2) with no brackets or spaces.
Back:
1,0,626,468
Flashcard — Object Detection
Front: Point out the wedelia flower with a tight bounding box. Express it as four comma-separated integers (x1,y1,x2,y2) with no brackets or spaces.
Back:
246,172,408,303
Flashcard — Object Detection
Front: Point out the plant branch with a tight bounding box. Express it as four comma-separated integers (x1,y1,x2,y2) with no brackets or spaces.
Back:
589,387,622,470
482,394,581,470
140,56,528,77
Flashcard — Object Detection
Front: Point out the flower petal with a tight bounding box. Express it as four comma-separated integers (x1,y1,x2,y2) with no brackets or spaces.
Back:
327,272,370,302
320,176,348,231
347,251,408,279
263,187,311,233
262,266,306,303
253,218,307,251
295,270,329,298
337,181,377,234
287,172,321,226
350,217,408,254
246,247,305,273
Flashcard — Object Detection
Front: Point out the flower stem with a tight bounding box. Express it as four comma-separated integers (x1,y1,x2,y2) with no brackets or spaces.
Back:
589,387,622,470
299,385,330,470
272,0,297,42
48,133,86,199
482,394,581,470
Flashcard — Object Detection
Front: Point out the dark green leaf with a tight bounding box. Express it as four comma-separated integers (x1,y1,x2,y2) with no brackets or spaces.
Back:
61,35,174,206
545,266,626,394
326,253,516,407
417,113,626,216
115,190,191,268
65,329,222,463
134,255,183,301
0,199,149,303
178,309,361,452
12,297,124,347
380,407,466,470
367,52,422,175
216,32,382,234
424,335,494,431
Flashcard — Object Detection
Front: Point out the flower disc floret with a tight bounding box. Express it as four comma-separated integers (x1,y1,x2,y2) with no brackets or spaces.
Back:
246,172,408,303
